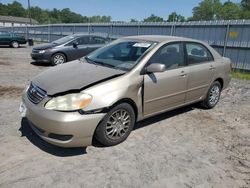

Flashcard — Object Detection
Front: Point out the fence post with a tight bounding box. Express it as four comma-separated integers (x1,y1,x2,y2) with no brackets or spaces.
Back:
137,23,140,35
48,24,50,42
223,23,230,57
26,24,28,40
170,22,174,36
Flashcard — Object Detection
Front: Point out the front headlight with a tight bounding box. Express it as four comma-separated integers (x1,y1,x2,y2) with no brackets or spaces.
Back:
45,93,92,111
38,50,46,54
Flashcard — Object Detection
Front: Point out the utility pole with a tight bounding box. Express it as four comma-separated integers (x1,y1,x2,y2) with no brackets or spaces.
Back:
28,0,32,25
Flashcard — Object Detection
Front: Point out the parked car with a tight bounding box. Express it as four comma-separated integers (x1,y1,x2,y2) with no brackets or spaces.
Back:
31,34,110,65
0,31,26,48
20,35,232,147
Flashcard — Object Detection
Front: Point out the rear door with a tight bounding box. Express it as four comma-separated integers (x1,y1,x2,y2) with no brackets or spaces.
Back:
185,42,215,103
143,42,188,117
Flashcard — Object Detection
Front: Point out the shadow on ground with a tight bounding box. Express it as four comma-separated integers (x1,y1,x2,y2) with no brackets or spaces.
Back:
30,61,52,67
93,105,196,147
134,105,195,130
0,45,27,48
19,118,87,157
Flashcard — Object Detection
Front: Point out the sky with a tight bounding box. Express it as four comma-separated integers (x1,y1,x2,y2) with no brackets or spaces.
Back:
0,0,241,21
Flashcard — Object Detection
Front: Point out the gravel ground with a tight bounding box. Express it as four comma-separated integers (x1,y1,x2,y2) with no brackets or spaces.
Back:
0,46,250,188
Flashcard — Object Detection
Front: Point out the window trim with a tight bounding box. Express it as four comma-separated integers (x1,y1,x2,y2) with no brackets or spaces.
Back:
184,41,214,66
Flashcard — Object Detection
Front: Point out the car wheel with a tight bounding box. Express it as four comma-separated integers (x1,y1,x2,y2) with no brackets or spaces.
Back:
11,41,19,48
201,81,222,109
95,103,135,146
51,53,66,66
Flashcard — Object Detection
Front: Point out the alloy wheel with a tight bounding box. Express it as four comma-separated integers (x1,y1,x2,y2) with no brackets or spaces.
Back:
105,109,131,140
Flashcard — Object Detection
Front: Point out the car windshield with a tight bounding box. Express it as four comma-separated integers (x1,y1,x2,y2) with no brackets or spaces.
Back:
85,40,155,71
52,35,75,45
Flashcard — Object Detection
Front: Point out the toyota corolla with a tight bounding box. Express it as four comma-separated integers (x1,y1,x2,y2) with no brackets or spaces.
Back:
20,35,231,147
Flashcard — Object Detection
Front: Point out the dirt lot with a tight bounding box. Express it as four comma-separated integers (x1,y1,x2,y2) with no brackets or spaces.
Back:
0,46,250,188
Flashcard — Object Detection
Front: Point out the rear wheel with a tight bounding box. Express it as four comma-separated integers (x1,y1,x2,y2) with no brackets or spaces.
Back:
201,81,222,109
11,41,19,48
95,103,135,146
51,53,66,66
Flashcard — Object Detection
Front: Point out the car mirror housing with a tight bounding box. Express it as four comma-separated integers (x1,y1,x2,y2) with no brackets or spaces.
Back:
73,42,78,48
145,63,166,74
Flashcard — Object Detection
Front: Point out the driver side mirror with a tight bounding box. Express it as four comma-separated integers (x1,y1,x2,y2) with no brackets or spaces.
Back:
73,42,78,48
145,63,166,74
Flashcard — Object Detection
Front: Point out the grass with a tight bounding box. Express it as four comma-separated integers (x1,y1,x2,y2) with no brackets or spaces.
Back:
231,71,250,80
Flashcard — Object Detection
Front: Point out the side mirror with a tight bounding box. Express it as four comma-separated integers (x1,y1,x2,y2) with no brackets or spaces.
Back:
145,63,166,73
73,42,78,48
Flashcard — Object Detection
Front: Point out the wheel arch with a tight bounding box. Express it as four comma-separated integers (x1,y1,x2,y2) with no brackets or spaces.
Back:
214,77,224,89
110,98,138,121
51,51,68,62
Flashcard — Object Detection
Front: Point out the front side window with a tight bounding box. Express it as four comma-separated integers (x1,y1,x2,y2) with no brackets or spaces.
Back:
186,43,213,65
149,43,185,70
86,40,155,71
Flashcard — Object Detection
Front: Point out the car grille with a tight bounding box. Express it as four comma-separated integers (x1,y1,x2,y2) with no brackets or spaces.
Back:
27,83,47,104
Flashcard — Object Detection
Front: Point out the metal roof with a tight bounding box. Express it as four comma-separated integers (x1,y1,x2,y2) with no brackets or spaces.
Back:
0,15,38,24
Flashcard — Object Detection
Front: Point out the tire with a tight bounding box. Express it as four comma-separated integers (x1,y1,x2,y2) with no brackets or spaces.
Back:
51,53,66,66
11,41,19,48
95,103,136,146
201,81,222,109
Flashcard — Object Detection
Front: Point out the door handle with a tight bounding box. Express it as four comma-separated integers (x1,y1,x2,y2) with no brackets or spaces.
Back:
180,71,187,77
209,65,215,70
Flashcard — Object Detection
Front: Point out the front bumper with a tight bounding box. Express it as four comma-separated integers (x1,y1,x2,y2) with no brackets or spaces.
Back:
31,52,51,63
22,93,106,147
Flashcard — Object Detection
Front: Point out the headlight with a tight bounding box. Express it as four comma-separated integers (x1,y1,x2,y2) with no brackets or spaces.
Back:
38,50,46,54
45,93,92,111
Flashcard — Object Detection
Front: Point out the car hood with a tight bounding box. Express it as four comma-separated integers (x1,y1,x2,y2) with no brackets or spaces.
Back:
32,59,125,95
33,43,57,50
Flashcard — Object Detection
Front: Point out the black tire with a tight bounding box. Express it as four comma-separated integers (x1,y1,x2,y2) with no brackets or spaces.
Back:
51,53,66,66
11,41,19,48
201,81,222,109
95,103,135,146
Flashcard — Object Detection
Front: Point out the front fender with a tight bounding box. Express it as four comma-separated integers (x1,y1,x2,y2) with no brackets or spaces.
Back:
83,74,144,120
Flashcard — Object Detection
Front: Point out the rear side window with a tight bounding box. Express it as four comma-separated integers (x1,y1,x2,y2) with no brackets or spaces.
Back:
90,37,107,44
186,43,213,65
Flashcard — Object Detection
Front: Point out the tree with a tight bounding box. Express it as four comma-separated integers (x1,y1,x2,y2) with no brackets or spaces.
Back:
7,1,26,17
0,3,8,15
220,1,241,20
191,0,222,21
130,18,138,22
241,0,250,9
241,0,250,19
167,12,185,22
143,14,164,22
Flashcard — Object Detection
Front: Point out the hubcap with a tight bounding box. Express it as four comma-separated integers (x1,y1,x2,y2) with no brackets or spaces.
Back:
106,109,131,140
209,85,220,106
12,42,18,48
54,55,65,65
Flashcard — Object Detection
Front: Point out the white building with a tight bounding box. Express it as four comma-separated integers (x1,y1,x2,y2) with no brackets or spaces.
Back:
0,16,38,27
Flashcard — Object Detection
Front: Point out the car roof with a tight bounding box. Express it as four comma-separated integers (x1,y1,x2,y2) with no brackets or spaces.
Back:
122,35,200,43
71,33,107,38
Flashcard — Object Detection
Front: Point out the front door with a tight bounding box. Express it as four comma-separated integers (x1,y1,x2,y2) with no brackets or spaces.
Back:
143,42,188,117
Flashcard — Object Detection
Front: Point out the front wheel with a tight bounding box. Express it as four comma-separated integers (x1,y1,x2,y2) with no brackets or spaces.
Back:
201,81,222,109
11,41,19,48
51,53,66,66
95,103,135,146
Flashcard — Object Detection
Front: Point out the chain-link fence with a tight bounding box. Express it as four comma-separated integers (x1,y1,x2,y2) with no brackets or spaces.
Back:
1,20,250,71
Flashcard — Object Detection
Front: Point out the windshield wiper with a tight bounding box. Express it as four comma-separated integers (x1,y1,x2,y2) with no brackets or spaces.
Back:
85,57,117,69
